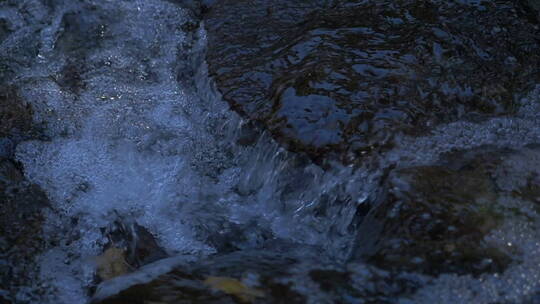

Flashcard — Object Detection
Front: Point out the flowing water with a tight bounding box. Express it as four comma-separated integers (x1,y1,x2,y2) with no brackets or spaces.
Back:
6,1,368,302
2,0,540,303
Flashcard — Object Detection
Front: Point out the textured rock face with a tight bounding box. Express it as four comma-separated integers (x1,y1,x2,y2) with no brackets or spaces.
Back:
0,158,49,302
205,0,540,162
0,89,49,301
352,145,540,276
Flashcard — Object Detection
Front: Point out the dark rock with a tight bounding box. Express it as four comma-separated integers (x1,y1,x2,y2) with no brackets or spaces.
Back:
0,158,49,302
92,250,302,304
519,0,540,23
56,61,85,95
55,9,114,55
206,221,274,254
88,147,540,302
235,121,263,147
523,0,540,20
351,146,540,276
205,0,540,163
309,266,423,304
0,4,41,81
309,269,362,299
91,249,422,304
0,86,33,140
51,7,118,94
0,83,49,301
0,18,12,44
521,290,540,304
0,138,14,158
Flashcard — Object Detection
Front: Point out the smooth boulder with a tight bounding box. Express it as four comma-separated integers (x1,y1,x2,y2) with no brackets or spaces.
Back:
205,0,540,162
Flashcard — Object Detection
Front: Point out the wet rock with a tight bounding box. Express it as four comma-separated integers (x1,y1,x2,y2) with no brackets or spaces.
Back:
92,220,169,293
51,7,117,95
520,0,540,24
55,8,116,55
524,0,540,19
103,219,168,271
96,247,130,281
487,145,540,203
206,221,275,254
0,75,49,302
235,121,263,147
91,249,424,304
171,0,216,18
0,158,49,302
56,61,85,95
0,18,12,44
0,138,14,158
91,250,303,304
309,265,424,304
204,276,265,302
352,145,540,276
205,0,540,163
0,86,33,142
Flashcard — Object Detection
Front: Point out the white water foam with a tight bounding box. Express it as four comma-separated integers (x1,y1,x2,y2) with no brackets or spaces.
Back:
9,1,366,302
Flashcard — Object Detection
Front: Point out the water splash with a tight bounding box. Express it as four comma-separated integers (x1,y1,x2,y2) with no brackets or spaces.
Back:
10,1,366,302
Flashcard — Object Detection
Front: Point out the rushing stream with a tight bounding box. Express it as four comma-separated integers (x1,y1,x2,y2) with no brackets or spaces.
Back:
6,1,368,302
1,0,540,303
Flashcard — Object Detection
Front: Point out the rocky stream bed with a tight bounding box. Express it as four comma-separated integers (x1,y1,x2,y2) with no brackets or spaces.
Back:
1,0,540,303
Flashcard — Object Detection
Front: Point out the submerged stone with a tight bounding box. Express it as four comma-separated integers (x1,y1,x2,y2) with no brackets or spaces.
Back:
90,249,423,304
0,84,50,302
352,145,540,276
205,0,540,162
0,158,49,302
523,0,540,20
91,250,305,304
0,86,33,142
